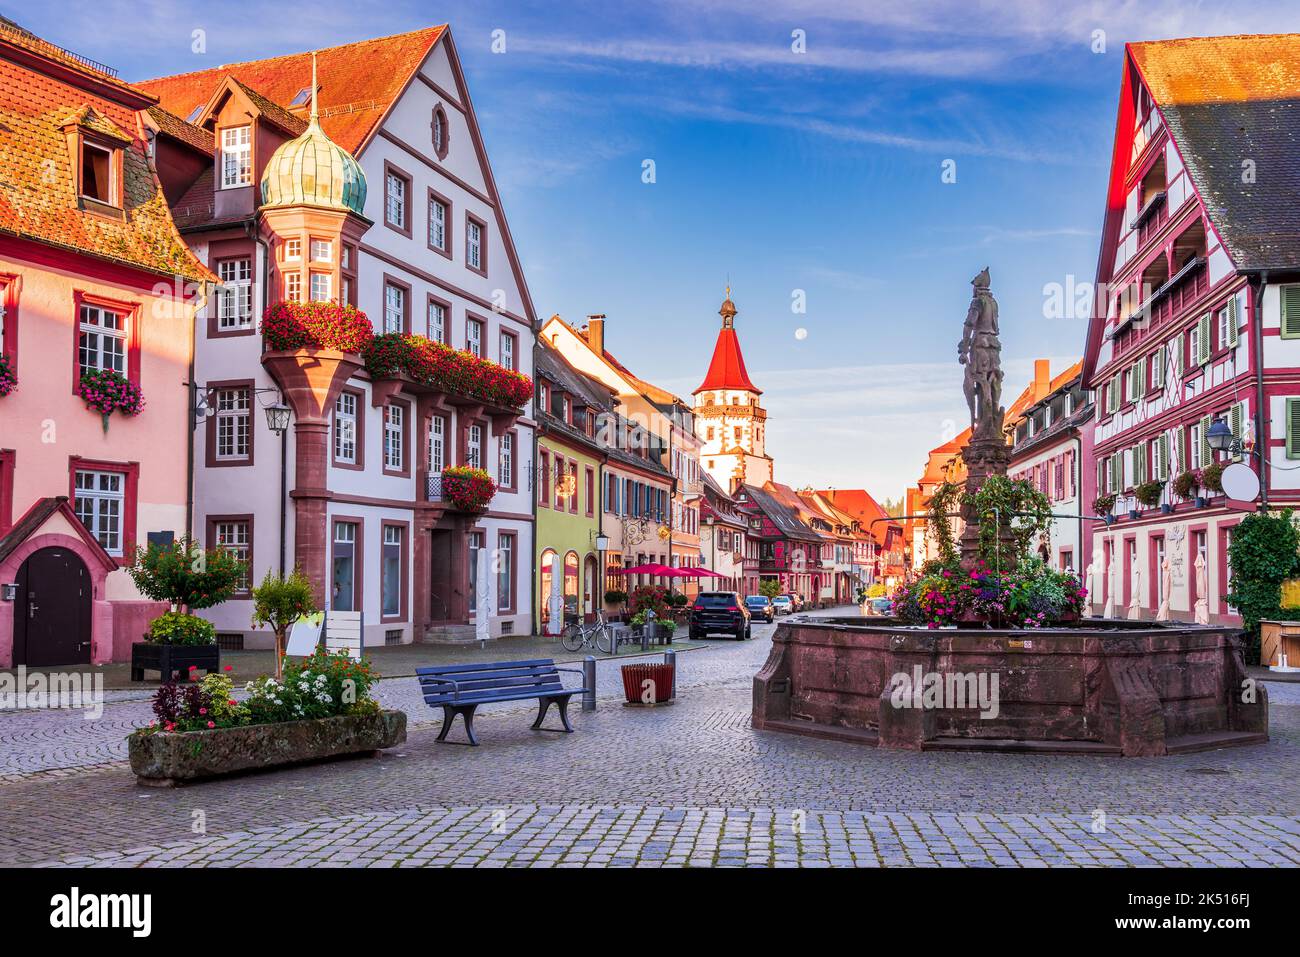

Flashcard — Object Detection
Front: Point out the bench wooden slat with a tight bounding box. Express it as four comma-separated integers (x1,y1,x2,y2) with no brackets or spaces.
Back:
415,658,556,675
417,668,561,686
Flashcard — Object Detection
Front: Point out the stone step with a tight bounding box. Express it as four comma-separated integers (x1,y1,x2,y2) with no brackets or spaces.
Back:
421,624,479,644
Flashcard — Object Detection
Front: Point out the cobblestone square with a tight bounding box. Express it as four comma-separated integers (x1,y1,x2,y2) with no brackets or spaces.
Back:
1,613,1296,869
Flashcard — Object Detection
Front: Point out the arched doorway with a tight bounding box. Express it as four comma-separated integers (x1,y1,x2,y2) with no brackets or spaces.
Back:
15,546,92,667
539,548,557,629
583,554,598,621
563,550,579,623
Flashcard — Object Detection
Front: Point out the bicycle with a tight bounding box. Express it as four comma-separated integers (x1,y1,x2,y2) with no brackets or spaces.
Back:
560,610,616,654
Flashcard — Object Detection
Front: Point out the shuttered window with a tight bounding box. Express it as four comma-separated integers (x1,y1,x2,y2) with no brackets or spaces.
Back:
1287,398,1300,458
1282,286,1300,339
1196,313,1212,364
1229,402,1246,462
1199,414,1213,466
1225,296,1240,348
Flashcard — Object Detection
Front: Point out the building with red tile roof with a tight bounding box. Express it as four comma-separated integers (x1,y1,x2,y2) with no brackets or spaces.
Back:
139,24,541,645
1083,34,1300,627
0,20,213,668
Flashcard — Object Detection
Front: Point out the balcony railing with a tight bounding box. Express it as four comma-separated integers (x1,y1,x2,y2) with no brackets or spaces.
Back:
426,472,446,503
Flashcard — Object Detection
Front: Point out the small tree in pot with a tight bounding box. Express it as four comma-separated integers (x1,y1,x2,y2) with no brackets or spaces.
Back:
127,538,246,639
250,568,318,679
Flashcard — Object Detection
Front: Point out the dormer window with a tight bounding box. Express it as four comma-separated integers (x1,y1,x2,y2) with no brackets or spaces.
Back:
220,126,252,188
80,141,115,205
290,88,312,108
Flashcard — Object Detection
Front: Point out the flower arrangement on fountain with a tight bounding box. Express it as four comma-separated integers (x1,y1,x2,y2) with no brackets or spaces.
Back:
0,351,15,397
362,332,533,409
77,368,145,425
895,474,1086,628
260,300,375,354
441,465,497,511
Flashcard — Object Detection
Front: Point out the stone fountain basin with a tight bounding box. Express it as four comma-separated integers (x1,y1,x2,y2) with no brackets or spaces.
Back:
752,617,1267,757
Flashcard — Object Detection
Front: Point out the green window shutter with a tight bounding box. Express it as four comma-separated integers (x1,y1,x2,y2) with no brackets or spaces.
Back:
1197,314,1212,363
1229,402,1245,462
1226,296,1240,347
1288,398,1300,458
1200,414,1213,465
1138,356,1147,394
1136,443,1148,483
1152,350,1165,387
1158,434,1169,480
1173,333,1184,376
1282,286,1300,339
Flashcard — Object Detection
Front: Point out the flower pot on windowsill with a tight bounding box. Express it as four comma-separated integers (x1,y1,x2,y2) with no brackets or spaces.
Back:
1128,509,1139,520
1194,496,1207,508
1160,504,1173,514
1104,515,1115,526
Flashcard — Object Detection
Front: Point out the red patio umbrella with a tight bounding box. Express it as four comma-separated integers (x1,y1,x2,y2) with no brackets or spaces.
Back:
672,567,727,579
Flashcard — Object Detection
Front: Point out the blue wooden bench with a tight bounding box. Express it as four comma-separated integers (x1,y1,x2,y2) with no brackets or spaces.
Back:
415,658,589,746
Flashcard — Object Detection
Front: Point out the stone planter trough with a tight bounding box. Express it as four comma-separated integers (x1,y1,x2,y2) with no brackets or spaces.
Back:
128,709,407,786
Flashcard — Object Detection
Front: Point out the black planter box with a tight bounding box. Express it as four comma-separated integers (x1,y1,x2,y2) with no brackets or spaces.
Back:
130,642,220,683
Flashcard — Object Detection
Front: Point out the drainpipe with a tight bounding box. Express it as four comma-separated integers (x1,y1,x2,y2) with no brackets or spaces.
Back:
1071,431,1084,568
185,297,197,542
1250,270,1269,510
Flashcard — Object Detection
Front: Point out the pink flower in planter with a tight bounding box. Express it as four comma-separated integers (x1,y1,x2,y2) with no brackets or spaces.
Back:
207,721,215,729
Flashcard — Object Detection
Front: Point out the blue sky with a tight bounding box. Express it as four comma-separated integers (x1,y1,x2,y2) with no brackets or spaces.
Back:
15,0,1299,502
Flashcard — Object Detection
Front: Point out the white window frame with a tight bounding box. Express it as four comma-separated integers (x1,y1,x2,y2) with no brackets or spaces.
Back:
216,258,253,330
334,392,357,464
467,423,483,469
383,283,405,334
429,416,445,473
467,218,482,270
77,304,127,375
384,404,404,471
220,126,252,189
500,332,515,371
310,239,332,263
74,469,124,556
467,318,483,358
309,273,332,303
428,300,446,344
214,387,251,461
429,197,447,251
385,172,406,228
498,432,513,486
214,520,251,591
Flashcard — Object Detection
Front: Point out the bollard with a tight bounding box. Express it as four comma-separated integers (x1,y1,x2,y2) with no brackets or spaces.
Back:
582,655,596,712
664,649,676,699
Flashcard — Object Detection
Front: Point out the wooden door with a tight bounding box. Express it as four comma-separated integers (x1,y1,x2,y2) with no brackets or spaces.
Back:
15,547,91,667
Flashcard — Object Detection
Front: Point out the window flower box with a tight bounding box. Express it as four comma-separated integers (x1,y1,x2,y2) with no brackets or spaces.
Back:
260,301,375,354
0,351,14,397
363,332,532,410
77,368,144,431
441,466,497,511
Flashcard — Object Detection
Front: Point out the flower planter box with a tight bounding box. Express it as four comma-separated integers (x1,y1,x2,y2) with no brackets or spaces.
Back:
621,663,675,703
1195,496,1207,508
128,710,407,786
1160,504,1173,514
130,642,219,683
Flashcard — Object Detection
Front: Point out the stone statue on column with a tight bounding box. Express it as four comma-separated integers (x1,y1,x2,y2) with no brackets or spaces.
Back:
957,268,1013,565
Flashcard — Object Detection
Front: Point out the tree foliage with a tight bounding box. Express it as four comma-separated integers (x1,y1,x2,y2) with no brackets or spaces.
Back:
127,537,246,611
1227,510,1300,655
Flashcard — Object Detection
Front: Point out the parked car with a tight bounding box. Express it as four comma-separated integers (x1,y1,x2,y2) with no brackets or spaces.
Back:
771,595,794,615
689,592,752,640
743,594,775,623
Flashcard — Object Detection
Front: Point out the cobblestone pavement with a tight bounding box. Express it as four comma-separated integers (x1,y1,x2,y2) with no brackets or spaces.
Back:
1,609,1298,868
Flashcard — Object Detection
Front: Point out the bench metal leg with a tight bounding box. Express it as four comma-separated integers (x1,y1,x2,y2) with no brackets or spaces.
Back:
531,698,552,729
436,705,480,746
531,694,576,734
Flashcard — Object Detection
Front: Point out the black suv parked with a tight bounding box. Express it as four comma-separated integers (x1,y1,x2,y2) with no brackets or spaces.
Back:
689,591,752,640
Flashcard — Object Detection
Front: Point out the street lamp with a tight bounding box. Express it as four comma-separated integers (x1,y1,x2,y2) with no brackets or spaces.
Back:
265,402,293,435
1206,416,1235,454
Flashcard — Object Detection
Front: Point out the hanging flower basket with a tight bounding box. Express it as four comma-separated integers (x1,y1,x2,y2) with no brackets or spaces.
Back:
77,369,144,431
441,466,497,511
0,351,15,397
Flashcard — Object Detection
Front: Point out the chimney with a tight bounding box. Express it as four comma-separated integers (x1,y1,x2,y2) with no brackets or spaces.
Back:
586,314,606,355
1034,358,1050,396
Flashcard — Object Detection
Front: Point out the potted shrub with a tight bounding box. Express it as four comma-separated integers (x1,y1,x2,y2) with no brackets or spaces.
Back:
1093,493,1117,525
127,650,406,786
1172,469,1197,500
250,568,317,679
1134,479,1165,509
126,538,246,683
1200,462,1225,498
629,585,674,642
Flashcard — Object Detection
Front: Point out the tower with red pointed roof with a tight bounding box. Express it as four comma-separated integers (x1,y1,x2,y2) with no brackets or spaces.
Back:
693,292,773,492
